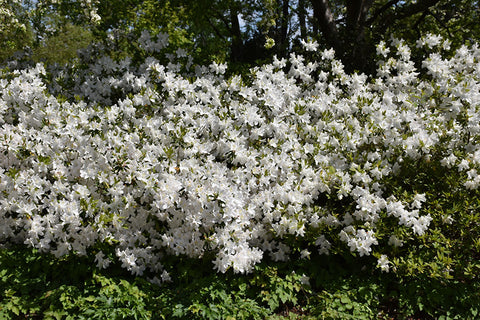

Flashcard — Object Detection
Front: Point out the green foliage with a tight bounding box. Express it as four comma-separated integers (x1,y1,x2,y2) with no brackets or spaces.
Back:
2,0,480,71
0,0,31,61
0,247,309,319
158,256,310,319
374,0,480,50
1,246,480,319
374,153,480,281
250,265,306,312
33,23,95,65
0,246,166,319
0,28,33,65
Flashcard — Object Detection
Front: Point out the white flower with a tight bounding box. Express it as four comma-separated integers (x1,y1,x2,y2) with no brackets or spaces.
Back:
321,48,335,60
160,270,172,282
95,251,111,269
440,154,457,168
376,41,390,58
300,249,311,259
411,193,426,209
388,235,403,247
377,255,390,272
458,159,470,171
300,39,319,52
209,61,227,75
299,274,310,286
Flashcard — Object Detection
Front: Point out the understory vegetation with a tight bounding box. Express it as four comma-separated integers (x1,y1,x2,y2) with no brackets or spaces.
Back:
1,245,479,319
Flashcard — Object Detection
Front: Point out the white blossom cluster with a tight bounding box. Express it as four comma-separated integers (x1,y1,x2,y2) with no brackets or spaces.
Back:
1,0,101,35
0,0,26,34
37,0,101,24
1,33,479,280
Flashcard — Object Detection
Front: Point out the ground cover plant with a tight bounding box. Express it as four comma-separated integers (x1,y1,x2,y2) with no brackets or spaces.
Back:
1,245,480,319
1,30,480,318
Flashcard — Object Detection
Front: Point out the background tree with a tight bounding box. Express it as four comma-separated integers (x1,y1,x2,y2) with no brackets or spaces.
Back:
0,0,33,62
33,23,94,65
309,0,480,73
0,0,98,64
92,0,480,73
1,0,479,74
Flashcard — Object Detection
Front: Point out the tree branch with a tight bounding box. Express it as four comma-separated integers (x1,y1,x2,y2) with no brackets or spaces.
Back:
370,0,441,33
427,9,453,39
213,10,233,33
366,0,400,25
297,0,307,39
347,0,374,28
205,16,227,40
389,0,441,21
413,10,429,38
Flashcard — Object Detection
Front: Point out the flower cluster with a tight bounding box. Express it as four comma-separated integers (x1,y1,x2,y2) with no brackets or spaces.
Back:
0,33,479,281
0,1,24,34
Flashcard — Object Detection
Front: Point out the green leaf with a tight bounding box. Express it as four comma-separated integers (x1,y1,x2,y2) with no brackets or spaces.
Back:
172,304,185,317
340,296,351,304
471,308,478,317
10,305,20,316
0,269,8,279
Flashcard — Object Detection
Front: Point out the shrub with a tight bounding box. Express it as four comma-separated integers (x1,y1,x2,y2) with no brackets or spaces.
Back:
0,33,479,285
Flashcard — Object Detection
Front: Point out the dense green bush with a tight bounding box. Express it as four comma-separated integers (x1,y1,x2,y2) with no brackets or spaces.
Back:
1,246,480,319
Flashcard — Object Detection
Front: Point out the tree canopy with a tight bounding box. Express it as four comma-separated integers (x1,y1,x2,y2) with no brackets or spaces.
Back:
1,0,479,73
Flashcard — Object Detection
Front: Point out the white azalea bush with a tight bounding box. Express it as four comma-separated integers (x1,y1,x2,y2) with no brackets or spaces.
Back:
1,33,479,282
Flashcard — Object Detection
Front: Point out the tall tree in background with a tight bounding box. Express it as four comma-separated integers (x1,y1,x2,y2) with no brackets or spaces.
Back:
1,0,479,73
0,0,32,61
88,0,480,73
0,0,98,64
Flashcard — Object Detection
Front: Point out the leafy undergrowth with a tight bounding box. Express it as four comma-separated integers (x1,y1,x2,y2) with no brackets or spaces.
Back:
0,246,479,319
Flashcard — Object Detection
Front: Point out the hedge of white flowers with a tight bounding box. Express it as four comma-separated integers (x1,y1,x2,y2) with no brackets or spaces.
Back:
1,32,479,283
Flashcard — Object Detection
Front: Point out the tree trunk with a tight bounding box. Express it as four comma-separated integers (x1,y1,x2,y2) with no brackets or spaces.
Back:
279,0,289,57
298,0,307,39
309,0,375,73
309,0,342,55
230,4,243,63
345,0,373,73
